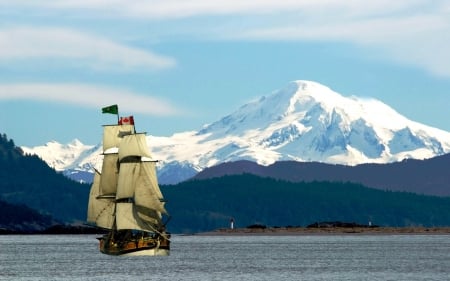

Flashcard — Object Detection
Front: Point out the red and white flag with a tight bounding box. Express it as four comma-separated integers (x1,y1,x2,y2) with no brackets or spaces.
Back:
119,116,134,125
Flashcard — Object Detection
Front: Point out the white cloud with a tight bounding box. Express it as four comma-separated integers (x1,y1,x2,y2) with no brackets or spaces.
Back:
0,83,182,116
0,27,176,71
2,0,450,77
0,0,421,19
234,13,450,77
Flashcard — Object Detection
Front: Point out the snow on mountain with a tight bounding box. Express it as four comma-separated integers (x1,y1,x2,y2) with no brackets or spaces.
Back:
21,80,450,184
21,139,102,183
159,80,450,167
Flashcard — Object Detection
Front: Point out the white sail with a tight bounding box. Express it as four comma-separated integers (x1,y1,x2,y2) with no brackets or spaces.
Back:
116,161,166,213
94,200,115,229
116,162,139,200
87,171,115,229
135,161,167,214
102,124,135,151
99,153,119,195
87,170,101,223
116,202,162,232
118,133,152,162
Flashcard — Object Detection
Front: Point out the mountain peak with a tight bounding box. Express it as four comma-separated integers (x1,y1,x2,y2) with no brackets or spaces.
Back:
197,79,450,165
68,139,83,147
22,80,450,184
275,80,417,133
292,80,332,92
201,80,361,136
280,80,345,115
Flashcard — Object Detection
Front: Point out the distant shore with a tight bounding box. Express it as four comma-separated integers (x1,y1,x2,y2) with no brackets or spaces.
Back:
197,226,450,236
0,224,105,235
3,224,450,235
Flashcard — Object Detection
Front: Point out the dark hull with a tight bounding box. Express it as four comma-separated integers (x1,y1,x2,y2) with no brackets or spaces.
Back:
98,233,170,256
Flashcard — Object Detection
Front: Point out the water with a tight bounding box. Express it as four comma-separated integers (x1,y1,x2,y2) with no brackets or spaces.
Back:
1,234,450,280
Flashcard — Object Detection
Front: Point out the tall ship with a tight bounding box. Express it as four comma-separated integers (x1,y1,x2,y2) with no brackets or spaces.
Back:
87,105,170,256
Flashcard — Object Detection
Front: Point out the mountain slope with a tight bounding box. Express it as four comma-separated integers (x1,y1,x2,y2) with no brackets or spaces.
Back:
0,133,90,223
22,80,450,184
0,199,55,233
193,153,450,196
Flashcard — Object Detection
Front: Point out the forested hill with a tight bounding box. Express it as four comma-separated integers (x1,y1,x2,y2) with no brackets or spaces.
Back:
3,132,450,234
0,199,55,233
162,174,450,234
0,133,90,225
192,156,450,196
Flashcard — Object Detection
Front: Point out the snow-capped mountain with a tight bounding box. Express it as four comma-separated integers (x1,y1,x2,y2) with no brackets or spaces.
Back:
21,139,102,183
22,80,450,184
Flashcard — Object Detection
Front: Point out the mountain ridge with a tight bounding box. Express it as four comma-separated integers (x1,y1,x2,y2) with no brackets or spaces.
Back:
192,153,450,196
21,80,450,184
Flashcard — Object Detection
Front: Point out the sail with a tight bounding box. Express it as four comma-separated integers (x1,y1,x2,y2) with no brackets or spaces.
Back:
118,133,152,162
99,153,119,195
134,161,167,214
112,134,166,232
116,202,162,232
116,162,139,200
116,161,166,212
87,170,101,223
87,171,115,229
102,124,135,152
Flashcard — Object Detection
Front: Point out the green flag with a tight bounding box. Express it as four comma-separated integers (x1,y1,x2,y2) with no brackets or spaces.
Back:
102,104,118,115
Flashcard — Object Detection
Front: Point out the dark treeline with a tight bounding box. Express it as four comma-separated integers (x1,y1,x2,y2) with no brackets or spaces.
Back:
0,199,55,233
0,133,90,228
162,174,450,233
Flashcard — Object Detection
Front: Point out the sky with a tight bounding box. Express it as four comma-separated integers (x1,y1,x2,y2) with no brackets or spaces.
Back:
0,1,450,147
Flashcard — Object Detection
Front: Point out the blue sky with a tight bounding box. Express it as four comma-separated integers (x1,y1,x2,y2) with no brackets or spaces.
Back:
1,1,449,147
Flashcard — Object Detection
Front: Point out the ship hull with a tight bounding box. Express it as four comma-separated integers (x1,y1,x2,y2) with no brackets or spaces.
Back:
120,248,169,256
98,233,170,256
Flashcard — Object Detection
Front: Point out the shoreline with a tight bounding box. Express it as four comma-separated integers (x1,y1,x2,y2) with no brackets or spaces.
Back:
196,226,450,236
3,224,450,236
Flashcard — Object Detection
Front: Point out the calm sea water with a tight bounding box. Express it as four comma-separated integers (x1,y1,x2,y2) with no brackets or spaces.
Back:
1,234,449,280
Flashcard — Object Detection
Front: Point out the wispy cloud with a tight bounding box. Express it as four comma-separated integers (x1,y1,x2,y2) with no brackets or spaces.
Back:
233,12,450,77
0,27,176,71
0,83,182,116
1,1,450,77
0,0,428,20
0,0,421,19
